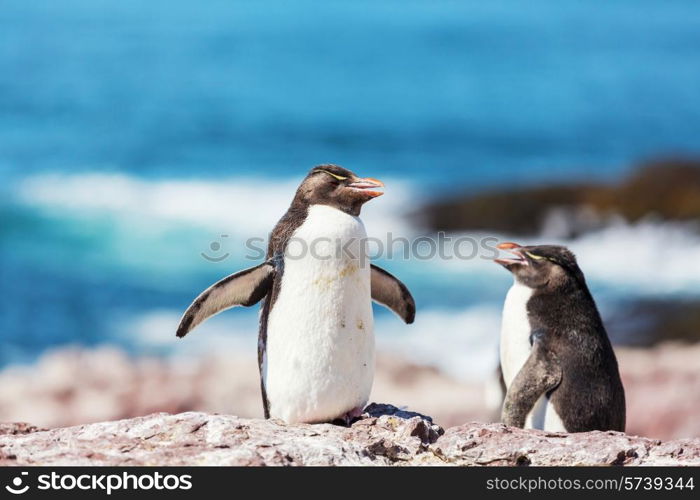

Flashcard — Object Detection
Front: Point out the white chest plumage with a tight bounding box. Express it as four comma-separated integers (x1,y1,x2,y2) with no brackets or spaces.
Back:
500,279,566,432
500,280,534,388
264,204,375,423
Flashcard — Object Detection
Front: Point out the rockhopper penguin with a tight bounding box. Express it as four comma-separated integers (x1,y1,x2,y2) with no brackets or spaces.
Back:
495,242,625,432
176,165,415,424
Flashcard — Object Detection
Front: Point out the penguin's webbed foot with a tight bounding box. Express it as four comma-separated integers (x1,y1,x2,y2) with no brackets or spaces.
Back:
330,406,365,427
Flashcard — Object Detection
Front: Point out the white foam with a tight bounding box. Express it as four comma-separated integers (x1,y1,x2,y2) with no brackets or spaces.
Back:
570,220,700,294
124,309,259,357
17,172,414,238
376,304,502,380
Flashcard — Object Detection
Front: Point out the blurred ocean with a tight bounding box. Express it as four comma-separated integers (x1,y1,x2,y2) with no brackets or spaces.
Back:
2,0,700,378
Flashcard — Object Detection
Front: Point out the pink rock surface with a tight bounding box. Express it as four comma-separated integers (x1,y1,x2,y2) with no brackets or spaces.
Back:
1,405,697,466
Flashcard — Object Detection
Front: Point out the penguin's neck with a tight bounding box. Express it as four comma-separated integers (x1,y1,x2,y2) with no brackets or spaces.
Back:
281,204,368,269
295,203,366,241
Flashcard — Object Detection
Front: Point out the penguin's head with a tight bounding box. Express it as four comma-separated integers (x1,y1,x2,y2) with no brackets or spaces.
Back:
494,242,586,289
294,164,384,216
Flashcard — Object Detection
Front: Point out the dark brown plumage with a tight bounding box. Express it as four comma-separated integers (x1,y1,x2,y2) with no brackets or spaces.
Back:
496,243,626,432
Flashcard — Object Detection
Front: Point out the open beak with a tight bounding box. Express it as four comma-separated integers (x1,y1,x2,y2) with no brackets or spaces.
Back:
494,242,529,267
348,177,384,198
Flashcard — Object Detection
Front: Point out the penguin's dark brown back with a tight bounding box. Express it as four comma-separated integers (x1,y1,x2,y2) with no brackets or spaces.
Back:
527,257,626,432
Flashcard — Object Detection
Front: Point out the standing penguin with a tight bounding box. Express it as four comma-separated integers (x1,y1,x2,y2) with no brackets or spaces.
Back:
494,242,625,432
176,165,415,424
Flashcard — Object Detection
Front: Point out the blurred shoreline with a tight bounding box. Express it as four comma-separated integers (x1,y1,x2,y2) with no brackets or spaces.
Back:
421,158,700,238
1,343,697,441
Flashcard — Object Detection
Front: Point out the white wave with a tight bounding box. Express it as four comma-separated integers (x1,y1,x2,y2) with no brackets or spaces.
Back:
17,172,415,238
570,221,700,294
123,309,259,358
376,304,501,380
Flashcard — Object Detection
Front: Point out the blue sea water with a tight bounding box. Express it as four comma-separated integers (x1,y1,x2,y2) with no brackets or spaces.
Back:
2,0,700,377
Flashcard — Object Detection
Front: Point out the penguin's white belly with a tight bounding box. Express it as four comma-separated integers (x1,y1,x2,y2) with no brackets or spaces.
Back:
525,395,567,432
264,204,374,423
500,281,567,432
500,281,534,387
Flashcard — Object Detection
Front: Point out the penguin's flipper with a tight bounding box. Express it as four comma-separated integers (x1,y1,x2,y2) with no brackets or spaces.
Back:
370,264,416,324
176,261,275,338
502,334,562,428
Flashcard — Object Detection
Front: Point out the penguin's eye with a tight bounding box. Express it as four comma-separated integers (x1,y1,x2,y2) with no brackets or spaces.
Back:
320,170,348,181
525,251,544,260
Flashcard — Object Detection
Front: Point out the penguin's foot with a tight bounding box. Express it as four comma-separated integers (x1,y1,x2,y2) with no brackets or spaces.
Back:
330,406,366,427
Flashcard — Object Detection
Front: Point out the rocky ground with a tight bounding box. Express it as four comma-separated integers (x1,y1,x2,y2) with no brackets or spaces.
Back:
1,404,698,466
0,343,698,442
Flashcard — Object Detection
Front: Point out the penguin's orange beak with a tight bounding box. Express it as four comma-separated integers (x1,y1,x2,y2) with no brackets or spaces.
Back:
497,242,521,250
494,242,528,267
348,177,384,198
